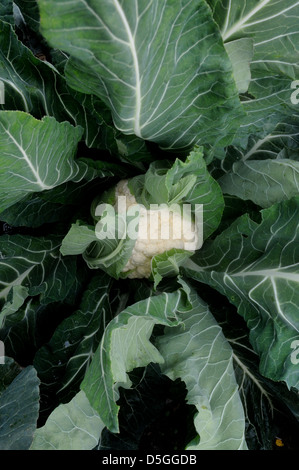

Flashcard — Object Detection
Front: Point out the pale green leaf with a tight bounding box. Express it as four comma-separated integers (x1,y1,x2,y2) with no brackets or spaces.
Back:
0,285,28,328
60,221,98,256
224,38,254,94
81,290,185,432
129,147,224,240
0,111,85,212
30,391,104,450
219,159,299,208
156,292,247,450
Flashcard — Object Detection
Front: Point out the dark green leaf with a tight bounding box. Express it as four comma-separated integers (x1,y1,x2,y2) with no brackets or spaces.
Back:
0,361,39,450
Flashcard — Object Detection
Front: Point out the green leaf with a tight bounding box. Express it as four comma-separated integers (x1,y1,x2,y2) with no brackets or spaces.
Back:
219,159,299,208
130,149,203,206
0,356,22,392
81,283,247,449
211,115,299,177
0,285,28,328
0,234,77,308
38,0,244,150
156,291,247,450
151,249,194,289
61,213,137,279
209,0,299,79
0,20,115,149
0,193,73,228
0,19,66,116
240,116,299,162
14,0,40,34
183,197,299,390
81,289,186,432
224,38,254,94
0,361,40,450
34,273,114,403
60,221,99,257
0,0,13,24
130,147,224,240
209,0,299,146
0,175,121,229
0,111,86,213
224,314,299,449
30,390,104,450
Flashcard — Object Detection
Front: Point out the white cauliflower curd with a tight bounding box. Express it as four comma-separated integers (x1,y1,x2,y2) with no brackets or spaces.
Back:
113,180,199,279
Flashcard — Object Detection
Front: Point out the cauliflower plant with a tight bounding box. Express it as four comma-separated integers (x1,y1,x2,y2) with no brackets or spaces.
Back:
61,149,221,284
114,180,199,279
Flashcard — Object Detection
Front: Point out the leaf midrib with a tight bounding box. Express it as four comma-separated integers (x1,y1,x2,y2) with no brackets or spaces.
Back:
222,0,272,41
80,0,142,136
0,265,35,300
112,0,142,136
230,268,299,282
1,124,51,190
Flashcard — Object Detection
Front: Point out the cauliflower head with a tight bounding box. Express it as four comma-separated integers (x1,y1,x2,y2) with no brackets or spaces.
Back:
114,180,199,279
